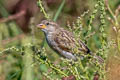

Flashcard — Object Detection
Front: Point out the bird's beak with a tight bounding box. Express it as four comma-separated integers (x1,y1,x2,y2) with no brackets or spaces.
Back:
37,24,46,29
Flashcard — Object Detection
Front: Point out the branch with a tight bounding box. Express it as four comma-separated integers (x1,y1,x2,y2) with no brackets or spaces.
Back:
0,10,26,23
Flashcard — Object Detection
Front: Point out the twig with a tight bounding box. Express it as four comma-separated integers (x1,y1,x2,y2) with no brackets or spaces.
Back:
0,10,26,23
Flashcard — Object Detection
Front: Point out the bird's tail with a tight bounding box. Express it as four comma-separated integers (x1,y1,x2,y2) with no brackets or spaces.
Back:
89,52,104,64
94,55,104,64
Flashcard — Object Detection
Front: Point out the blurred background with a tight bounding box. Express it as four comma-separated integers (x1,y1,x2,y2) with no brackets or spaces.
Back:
0,0,120,80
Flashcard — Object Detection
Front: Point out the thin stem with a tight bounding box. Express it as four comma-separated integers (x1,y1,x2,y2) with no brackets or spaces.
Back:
74,67,80,80
53,0,65,21
39,58,68,77
38,0,49,19
105,0,119,26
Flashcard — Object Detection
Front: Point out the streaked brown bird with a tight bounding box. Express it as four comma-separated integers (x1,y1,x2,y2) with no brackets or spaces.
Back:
37,20,103,62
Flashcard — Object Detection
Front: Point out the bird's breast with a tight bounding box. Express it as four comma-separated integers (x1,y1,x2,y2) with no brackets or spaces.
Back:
46,34,56,47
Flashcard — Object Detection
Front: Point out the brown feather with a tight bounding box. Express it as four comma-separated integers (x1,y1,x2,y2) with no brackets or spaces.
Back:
54,28,89,54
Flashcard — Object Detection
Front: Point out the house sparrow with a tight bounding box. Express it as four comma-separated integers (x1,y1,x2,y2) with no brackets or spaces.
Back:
37,20,103,63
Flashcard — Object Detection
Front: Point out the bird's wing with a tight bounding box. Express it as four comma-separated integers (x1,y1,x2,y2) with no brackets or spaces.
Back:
54,29,76,53
54,28,90,54
78,40,90,53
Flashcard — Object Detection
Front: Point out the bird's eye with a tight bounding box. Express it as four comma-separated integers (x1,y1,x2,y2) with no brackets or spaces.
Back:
46,22,49,25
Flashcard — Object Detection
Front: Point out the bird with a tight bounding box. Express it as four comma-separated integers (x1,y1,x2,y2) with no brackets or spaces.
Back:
36,20,104,63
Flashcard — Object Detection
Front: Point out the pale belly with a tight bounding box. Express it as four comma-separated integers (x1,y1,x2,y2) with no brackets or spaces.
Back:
46,35,77,60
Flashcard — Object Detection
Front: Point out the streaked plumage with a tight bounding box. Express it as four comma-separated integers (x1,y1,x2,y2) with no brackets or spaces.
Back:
37,20,103,62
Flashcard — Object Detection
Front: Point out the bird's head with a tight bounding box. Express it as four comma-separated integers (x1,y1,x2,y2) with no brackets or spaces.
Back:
37,20,58,34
